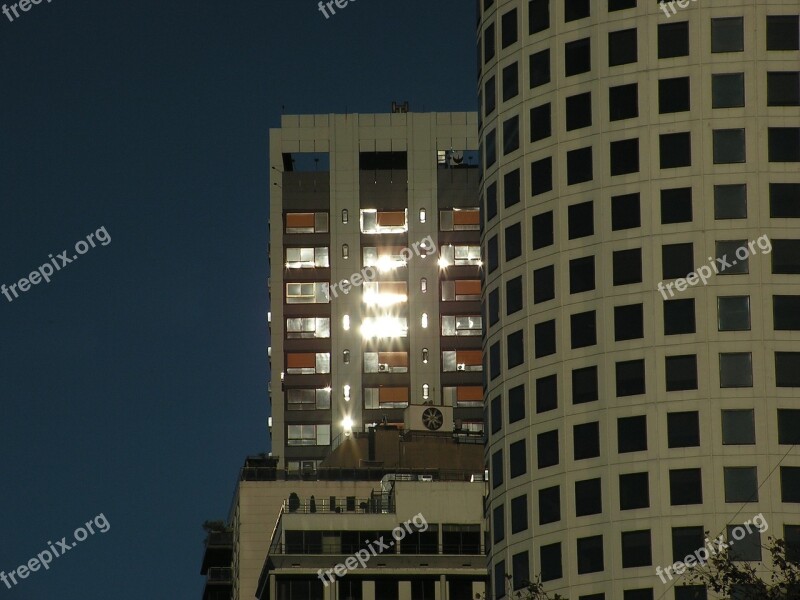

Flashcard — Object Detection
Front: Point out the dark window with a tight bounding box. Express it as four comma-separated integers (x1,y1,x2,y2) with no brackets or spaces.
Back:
537,429,559,468
540,542,562,581
512,551,530,591
501,8,518,48
785,525,800,563
490,341,501,380
536,374,558,413
488,234,499,273
507,330,524,370
662,243,694,280
577,536,604,574
722,409,755,445
716,240,750,275
502,117,519,160
773,239,800,274
508,384,525,423
613,248,643,285
505,222,522,262
531,157,553,196
619,472,649,510
618,415,647,453
781,467,800,502
567,146,593,185
660,132,692,168
484,22,495,63
768,72,800,106
777,352,800,387
714,184,747,219
535,319,556,357
615,304,643,341
670,468,703,505
491,395,502,434
714,129,746,164
770,183,800,218
623,590,653,600
661,187,693,224
712,73,745,108
485,129,496,168
486,181,498,222
530,103,552,142
767,15,799,51
719,352,753,388
610,138,640,175
529,49,550,88
659,76,690,113
568,201,594,238
718,296,750,331
769,127,800,162
569,256,595,293
507,275,523,315
511,494,528,533
533,265,555,304
488,287,500,326
493,560,505,600
726,525,762,562
609,83,638,121
724,467,758,503
509,439,527,478
616,359,645,397
611,193,641,230
665,354,698,391
538,485,560,524
571,310,597,349
529,0,550,35
621,530,652,568
667,411,700,448
609,28,637,66
565,0,590,22
672,527,705,563
492,448,503,489
572,365,598,404
503,63,519,103
532,211,554,249
565,38,591,77
711,17,744,53
575,478,602,516
664,299,696,335
566,92,592,131
658,21,689,58
485,77,496,118
573,421,600,460
493,503,505,543
779,410,800,444
608,0,636,11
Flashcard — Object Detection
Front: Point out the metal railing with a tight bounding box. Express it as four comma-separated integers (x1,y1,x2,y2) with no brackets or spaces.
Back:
283,492,394,515
272,543,485,556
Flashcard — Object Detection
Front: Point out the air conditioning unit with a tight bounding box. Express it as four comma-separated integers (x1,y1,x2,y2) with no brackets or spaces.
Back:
378,363,390,372
456,364,466,371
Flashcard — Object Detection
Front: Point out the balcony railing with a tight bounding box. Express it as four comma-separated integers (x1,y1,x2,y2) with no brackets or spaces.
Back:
283,492,394,515
206,567,232,583
272,543,485,556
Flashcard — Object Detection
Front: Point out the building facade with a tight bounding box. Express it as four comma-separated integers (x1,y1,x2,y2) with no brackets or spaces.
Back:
478,1,800,599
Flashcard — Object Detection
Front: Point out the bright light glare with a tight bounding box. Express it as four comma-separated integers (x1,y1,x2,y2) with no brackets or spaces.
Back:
342,315,350,330
343,384,351,400
363,291,408,308
437,257,450,268
361,316,407,339
342,416,354,431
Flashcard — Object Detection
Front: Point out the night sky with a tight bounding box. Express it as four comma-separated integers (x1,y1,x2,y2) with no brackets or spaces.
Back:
0,1,475,597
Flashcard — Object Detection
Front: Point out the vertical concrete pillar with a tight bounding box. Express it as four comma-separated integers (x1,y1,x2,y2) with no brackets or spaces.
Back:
399,580,412,600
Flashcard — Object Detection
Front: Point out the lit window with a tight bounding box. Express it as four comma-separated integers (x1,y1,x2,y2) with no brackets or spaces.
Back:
361,316,408,338
442,350,483,372
342,244,349,259
342,315,350,331
285,317,330,339
285,352,330,374
440,244,482,266
360,209,408,234
362,281,408,307
422,384,430,400
442,315,483,336
285,282,329,304
285,247,329,269
421,278,428,293
364,387,409,409
287,424,330,446
363,246,409,271
342,209,348,224
286,388,331,411
419,208,427,223
364,352,408,373
422,348,429,363
444,385,484,407
421,313,429,328
285,212,329,234
439,208,481,231
441,280,481,301
343,384,351,401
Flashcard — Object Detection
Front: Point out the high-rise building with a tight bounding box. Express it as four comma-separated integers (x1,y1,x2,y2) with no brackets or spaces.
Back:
478,1,800,598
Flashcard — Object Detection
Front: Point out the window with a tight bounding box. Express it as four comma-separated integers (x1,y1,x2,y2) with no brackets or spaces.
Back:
493,504,505,543
569,256,595,293
441,208,481,232
488,235,498,272
720,353,753,388
535,319,556,357
670,468,703,505
505,222,522,262
667,412,700,448
786,525,800,563
287,424,331,446
676,586,707,600
359,209,408,234
609,83,638,121
659,21,689,58
536,373,558,413
660,133,692,168
529,0,549,34
573,365,598,404
715,184,747,219
567,147,593,185
716,240,750,274
441,315,483,339
488,287,500,326
363,387,409,409
440,244,482,267
485,129,496,168
779,410,800,445
485,76,496,116
540,543,562,581
285,317,330,339
624,590,653,600
714,129,746,164
616,359,645,397
444,385,483,408
664,299,696,335
662,243,693,279
565,38,591,77
777,352,800,387
362,281,408,308
621,530,652,568
285,211,329,233
568,201,594,238
286,388,331,411
534,265,555,303
507,276,523,315
725,527,763,562
492,449,504,489
490,342,501,380
608,0,635,11
502,8,518,48
510,440,527,478
511,494,528,533
571,310,597,349
502,64,519,103
718,296,750,331
619,472,649,510
665,355,698,391
531,103,552,142
618,415,647,453
767,15,799,51
484,21,495,63
539,485,560,524
672,527,705,563
565,0,589,22
531,157,553,196
575,478,602,516
512,551,530,591
782,467,800,502
610,138,640,175
609,28,637,66
613,248,642,285
573,421,600,460
286,352,330,374
566,92,592,131
577,536,604,574
769,128,800,162
770,183,800,218
493,560,505,600
532,211,554,249
508,384,525,424
507,330,524,369
722,409,755,445
615,304,643,341
712,17,744,53
725,467,758,503
768,72,800,106
537,429,559,468
504,169,520,208
659,77,690,113
611,193,640,230
285,247,329,269
712,73,745,108
442,350,483,373
529,49,550,88
660,187,693,224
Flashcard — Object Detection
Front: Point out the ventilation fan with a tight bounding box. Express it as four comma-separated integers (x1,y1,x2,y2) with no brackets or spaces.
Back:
422,407,444,431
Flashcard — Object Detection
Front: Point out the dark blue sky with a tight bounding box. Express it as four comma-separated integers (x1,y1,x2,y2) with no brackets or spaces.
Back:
0,1,475,597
